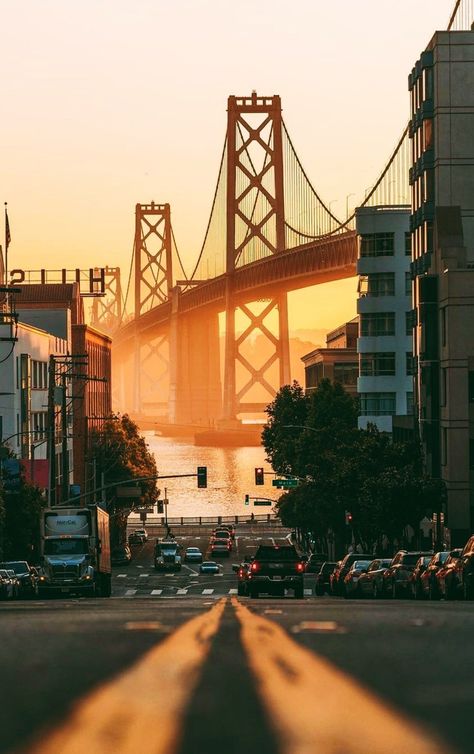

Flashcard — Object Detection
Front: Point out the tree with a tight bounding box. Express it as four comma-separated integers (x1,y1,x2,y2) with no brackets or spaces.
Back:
1,482,44,560
89,414,158,545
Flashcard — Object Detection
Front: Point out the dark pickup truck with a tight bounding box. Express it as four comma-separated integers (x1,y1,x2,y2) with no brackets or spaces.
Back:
247,544,306,599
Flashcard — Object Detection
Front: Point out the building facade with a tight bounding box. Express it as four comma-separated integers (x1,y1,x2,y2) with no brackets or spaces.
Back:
409,30,474,545
302,319,358,397
356,206,413,433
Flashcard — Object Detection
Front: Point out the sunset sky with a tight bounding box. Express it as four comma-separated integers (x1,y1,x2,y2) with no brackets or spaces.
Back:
2,0,454,331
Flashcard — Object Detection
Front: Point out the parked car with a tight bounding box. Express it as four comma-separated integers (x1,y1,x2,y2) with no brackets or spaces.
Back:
314,562,337,596
331,553,372,596
0,561,39,598
409,555,433,599
133,528,148,542
436,549,462,599
343,560,372,598
200,561,220,574
111,545,132,566
357,558,392,598
0,569,15,600
304,553,329,574
233,561,251,596
419,551,451,600
184,547,203,564
128,532,143,546
382,551,432,598
445,535,474,600
5,570,20,598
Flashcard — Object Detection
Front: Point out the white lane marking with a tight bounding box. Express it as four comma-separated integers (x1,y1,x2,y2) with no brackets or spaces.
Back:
176,589,188,595
271,537,275,545
291,621,347,634
228,589,238,595
213,573,224,577
202,589,214,595
136,565,143,569
125,589,137,597
182,565,199,575
139,574,150,578
151,590,163,596
165,573,175,577
116,574,127,578
304,589,313,596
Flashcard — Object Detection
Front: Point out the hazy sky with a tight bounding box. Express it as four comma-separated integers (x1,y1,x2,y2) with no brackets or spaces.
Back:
3,0,455,330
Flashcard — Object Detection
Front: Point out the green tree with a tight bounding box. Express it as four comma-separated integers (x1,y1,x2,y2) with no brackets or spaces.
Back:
2,482,44,560
89,414,158,545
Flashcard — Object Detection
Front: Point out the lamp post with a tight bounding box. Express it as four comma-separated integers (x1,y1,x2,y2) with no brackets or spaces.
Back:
345,193,355,219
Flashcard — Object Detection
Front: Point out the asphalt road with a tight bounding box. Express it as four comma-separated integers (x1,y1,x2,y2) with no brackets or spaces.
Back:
0,528,472,754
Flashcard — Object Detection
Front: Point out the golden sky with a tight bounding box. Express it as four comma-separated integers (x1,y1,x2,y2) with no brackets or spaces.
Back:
2,0,454,331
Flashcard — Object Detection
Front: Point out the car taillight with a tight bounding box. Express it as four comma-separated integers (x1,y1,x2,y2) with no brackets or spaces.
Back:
296,562,305,572
238,569,244,577
251,562,259,572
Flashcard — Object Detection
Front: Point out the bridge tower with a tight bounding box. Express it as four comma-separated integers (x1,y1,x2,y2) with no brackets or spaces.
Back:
90,266,122,332
223,93,291,421
132,202,173,417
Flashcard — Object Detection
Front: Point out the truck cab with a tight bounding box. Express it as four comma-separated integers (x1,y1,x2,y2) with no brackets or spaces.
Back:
154,539,182,572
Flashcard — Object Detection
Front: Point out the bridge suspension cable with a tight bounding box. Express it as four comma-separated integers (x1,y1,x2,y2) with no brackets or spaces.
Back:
448,0,474,29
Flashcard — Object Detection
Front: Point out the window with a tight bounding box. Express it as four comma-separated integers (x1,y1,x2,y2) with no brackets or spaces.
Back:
405,232,412,256
32,412,47,441
423,170,434,203
31,361,48,389
360,233,395,257
423,119,433,151
441,308,446,347
333,362,358,386
360,393,396,416
405,272,412,297
406,352,414,375
406,392,414,415
406,311,414,336
360,353,396,377
360,313,395,337
442,368,448,406
442,427,448,466
367,273,395,297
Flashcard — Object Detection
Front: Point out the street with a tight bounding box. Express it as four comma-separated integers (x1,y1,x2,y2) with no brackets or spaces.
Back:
0,526,472,754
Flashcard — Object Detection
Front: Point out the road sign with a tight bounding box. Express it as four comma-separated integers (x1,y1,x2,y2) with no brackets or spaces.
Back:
272,478,298,488
253,499,272,506
116,486,141,499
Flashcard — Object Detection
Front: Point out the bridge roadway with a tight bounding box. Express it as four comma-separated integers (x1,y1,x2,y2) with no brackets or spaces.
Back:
0,520,472,754
114,230,357,350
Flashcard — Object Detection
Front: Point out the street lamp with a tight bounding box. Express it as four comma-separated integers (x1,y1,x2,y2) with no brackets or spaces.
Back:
345,193,355,219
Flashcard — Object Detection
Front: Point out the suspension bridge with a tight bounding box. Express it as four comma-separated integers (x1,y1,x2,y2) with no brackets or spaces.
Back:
91,0,473,433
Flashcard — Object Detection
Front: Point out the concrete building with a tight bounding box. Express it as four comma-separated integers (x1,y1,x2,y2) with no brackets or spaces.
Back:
302,319,358,397
409,30,474,545
0,317,71,492
356,206,413,433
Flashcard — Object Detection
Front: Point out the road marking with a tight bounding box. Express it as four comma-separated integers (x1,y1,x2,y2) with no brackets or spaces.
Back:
136,565,143,568
28,599,226,754
176,589,188,595
232,598,450,754
264,609,283,615
151,590,163,596
165,573,175,577
139,574,150,578
228,589,238,594
202,589,214,595
183,565,199,575
116,574,127,578
291,621,347,634
125,589,137,597
213,573,224,577
125,621,168,632
304,589,313,596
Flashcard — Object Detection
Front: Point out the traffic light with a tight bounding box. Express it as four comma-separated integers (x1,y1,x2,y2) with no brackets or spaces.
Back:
345,510,353,525
157,500,164,514
245,494,250,505
255,467,264,485
197,466,207,488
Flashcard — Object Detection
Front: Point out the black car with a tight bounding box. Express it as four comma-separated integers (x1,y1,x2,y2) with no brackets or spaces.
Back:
315,562,337,596
382,551,432,598
331,552,372,596
305,553,329,574
0,561,38,598
448,535,474,600
111,545,132,566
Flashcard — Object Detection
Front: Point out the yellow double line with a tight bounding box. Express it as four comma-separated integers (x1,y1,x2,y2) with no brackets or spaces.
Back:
28,598,452,754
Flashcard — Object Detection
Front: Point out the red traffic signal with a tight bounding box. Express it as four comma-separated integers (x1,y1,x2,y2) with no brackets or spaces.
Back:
345,510,353,525
255,467,264,485
197,466,207,488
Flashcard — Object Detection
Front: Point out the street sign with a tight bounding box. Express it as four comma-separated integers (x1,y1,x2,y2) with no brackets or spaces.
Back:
136,507,154,514
272,478,298,488
116,486,141,499
253,500,272,506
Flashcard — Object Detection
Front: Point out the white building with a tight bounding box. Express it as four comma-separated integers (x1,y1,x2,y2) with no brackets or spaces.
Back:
0,317,72,492
356,205,413,433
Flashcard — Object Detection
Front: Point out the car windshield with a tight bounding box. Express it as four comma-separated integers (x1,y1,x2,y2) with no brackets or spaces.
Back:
401,554,423,566
202,562,217,567
255,546,299,561
0,561,29,574
0,570,8,577
187,548,200,553
322,563,337,574
44,539,89,556
353,561,371,570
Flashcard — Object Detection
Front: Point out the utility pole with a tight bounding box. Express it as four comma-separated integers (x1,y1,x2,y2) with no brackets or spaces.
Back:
61,371,69,502
47,355,56,507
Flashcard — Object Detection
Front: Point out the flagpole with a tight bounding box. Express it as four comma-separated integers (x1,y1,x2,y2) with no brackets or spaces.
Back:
4,202,8,286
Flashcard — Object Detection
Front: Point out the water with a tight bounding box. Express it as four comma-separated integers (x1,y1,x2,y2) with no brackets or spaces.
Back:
139,433,274,517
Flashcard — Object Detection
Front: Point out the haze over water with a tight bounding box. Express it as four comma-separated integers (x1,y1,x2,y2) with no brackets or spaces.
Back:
142,433,273,517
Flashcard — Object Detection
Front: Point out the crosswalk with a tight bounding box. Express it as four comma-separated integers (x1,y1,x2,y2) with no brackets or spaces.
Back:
120,587,240,598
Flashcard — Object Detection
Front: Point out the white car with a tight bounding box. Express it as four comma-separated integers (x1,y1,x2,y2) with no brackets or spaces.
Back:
133,528,148,542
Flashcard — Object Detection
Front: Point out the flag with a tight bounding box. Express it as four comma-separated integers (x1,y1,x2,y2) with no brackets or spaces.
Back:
0,244,4,285
5,206,11,250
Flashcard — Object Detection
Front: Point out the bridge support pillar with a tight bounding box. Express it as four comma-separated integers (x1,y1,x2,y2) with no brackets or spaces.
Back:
133,334,141,415
278,292,291,386
222,277,237,423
